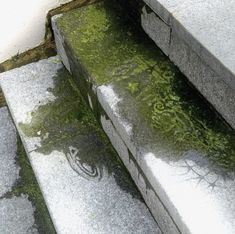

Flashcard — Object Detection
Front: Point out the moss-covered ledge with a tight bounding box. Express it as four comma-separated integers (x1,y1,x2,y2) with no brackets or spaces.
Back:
55,0,235,173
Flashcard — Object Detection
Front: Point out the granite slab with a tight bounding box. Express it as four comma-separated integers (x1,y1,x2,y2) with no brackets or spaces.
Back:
0,56,161,234
142,0,235,129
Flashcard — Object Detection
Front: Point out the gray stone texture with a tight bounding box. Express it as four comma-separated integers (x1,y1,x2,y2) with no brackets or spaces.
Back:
100,115,180,234
0,57,60,152
0,107,38,234
97,83,235,234
0,107,19,197
169,32,235,130
141,5,171,55
52,15,71,73
0,57,161,234
142,0,235,129
0,195,38,234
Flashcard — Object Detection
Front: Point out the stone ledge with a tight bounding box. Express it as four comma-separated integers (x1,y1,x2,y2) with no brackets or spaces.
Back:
141,0,235,130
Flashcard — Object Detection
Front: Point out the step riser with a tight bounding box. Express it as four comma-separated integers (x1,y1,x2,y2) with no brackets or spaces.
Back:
52,16,181,234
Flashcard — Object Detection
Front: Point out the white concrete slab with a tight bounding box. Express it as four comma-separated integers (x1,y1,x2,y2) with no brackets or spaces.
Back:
51,3,235,233
144,0,235,86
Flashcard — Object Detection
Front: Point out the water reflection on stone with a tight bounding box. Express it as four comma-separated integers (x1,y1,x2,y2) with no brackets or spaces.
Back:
19,68,141,199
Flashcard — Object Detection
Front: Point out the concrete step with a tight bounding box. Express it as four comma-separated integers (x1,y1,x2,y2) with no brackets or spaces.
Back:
0,106,55,234
0,57,161,234
141,0,235,130
51,1,235,234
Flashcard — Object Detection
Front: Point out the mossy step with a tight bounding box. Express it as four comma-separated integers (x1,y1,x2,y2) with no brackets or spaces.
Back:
0,57,160,234
52,1,235,234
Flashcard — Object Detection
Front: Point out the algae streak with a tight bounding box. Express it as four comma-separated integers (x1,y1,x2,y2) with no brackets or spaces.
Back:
56,0,235,173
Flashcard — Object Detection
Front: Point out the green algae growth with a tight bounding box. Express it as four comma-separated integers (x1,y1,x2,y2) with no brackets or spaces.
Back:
56,0,235,173
19,66,142,199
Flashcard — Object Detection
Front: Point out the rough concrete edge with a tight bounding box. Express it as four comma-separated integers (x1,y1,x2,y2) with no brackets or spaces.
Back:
98,97,182,234
96,85,189,234
169,31,235,131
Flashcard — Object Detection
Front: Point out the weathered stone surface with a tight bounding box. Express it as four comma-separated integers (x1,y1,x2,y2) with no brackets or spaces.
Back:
0,107,19,197
97,83,235,234
169,32,235,131
0,57,161,234
0,57,60,152
141,5,170,55
142,0,235,129
143,0,185,24
143,0,235,82
0,195,38,234
100,115,179,233
51,1,235,233
0,106,54,233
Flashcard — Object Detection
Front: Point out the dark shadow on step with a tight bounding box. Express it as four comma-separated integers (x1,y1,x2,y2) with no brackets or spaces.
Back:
18,67,142,200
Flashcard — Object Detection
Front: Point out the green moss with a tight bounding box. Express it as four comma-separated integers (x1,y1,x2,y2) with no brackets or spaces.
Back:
8,137,56,234
19,67,99,154
56,1,157,85
56,0,235,172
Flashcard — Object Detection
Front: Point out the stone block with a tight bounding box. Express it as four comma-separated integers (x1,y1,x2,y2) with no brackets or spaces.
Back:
141,5,171,55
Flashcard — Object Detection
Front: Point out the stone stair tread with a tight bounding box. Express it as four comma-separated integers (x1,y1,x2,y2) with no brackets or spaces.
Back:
51,1,235,233
144,0,235,81
0,57,160,234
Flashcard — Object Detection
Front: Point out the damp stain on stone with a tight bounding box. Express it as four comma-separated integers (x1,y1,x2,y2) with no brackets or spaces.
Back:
55,0,235,174
19,67,142,200
5,136,56,234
